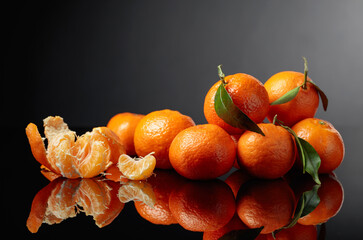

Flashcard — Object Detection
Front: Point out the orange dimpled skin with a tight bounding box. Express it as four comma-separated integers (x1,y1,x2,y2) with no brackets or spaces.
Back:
237,124,296,179
292,118,345,173
107,113,144,156
134,109,195,169
169,124,236,180
204,73,269,135
264,71,319,127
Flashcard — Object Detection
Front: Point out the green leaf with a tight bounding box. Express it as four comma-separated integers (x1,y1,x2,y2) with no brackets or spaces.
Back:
214,83,265,136
219,227,264,240
270,85,302,105
301,184,321,217
308,80,329,111
282,184,320,230
279,124,321,184
299,138,321,185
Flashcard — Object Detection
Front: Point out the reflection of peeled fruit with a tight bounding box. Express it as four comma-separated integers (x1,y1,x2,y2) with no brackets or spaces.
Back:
118,180,156,208
26,116,125,178
26,178,124,233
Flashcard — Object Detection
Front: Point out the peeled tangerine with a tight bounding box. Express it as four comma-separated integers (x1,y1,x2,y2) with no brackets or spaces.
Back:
25,116,126,178
117,153,156,181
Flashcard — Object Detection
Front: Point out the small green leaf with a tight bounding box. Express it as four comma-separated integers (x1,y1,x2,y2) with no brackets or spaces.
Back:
270,85,302,105
219,227,264,240
308,80,329,111
214,83,265,136
282,184,320,230
299,138,321,185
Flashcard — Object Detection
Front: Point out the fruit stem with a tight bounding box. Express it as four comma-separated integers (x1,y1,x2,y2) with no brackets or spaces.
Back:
302,57,308,90
217,65,226,84
272,114,278,125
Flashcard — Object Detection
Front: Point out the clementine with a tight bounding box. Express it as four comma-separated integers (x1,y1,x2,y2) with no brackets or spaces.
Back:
236,179,295,234
292,118,345,173
169,179,235,232
134,109,195,169
266,223,317,240
169,124,236,180
237,123,296,179
203,214,248,240
106,112,144,155
264,71,319,127
204,70,269,135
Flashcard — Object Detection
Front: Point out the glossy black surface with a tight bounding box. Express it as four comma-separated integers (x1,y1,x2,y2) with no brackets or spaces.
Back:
3,125,362,239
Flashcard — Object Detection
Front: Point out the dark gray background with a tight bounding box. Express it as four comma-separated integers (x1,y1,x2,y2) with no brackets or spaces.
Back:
5,0,363,128
3,1,363,238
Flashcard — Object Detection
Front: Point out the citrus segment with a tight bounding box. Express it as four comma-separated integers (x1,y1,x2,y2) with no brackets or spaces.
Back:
118,181,156,208
117,153,156,180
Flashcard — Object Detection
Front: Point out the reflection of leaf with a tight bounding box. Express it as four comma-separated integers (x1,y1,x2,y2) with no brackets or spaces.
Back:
214,82,264,136
308,80,329,111
282,185,320,229
219,227,264,240
270,85,302,105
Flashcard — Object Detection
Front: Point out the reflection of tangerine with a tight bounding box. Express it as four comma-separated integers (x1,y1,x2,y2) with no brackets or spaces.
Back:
106,112,144,156
264,71,319,127
236,179,295,234
203,214,248,240
224,169,252,198
237,123,296,179
134,170,185,225
169,179,235,232
266,223,317,240
169,124,236,180
204,73,269,135
292,118,345,173
134,109,195,169
297,174,344,225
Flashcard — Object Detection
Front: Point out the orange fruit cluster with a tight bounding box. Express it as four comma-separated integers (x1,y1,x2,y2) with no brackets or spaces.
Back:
25,58,344,193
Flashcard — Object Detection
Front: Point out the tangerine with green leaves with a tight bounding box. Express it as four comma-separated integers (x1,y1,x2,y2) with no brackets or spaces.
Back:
264,58,325,127
292,118,344,173
204,67,269,135
237,123,296,179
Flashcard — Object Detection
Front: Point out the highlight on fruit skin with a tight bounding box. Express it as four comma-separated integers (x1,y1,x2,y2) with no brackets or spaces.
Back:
117,153,156,180
25,116,125,178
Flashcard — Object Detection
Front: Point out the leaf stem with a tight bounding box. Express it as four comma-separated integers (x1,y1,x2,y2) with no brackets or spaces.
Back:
217,65,226,84
302,57,308,90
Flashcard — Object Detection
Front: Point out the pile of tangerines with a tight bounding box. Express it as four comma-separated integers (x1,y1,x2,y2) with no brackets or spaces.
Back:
26,58,344,237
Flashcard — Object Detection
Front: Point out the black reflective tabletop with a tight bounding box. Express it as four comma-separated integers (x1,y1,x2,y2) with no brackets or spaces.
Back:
4,125,362,239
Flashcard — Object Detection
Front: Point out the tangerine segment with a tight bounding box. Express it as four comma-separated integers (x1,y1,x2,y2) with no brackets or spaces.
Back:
25,123,57,173
73,131,112,178
94,127,126,164
117,153,156,180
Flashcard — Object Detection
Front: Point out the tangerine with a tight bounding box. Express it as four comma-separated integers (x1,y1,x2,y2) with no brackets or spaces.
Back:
204,71,269,134
292,118,345,173
264,71,319,127
134,109,195,169
106,112,144,156
237,123,296,179
169,124,236,180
